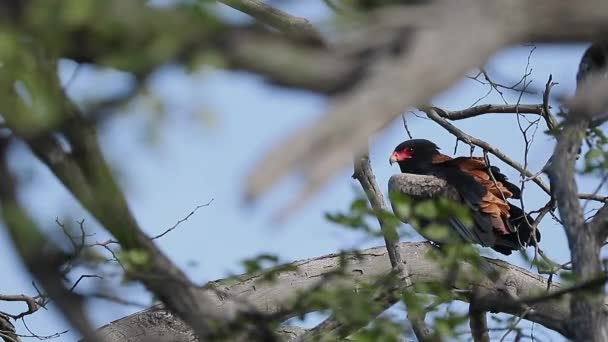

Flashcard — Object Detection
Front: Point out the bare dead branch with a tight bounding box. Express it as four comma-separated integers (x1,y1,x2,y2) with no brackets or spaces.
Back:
353,150,429,339
437,104,543,121
542,75,559,131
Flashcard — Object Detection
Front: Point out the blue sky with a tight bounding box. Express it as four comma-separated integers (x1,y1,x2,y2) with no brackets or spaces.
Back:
0,2,597,341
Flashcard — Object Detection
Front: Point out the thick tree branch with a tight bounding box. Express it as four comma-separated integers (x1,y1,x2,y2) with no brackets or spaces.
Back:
546,117,608,341
96,236,603,341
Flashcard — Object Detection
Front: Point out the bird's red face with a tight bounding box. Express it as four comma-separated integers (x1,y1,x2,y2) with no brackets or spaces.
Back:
389,139,441,169
389,147,414,165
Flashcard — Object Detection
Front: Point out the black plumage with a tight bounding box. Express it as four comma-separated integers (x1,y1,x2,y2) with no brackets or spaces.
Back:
390,139,540,255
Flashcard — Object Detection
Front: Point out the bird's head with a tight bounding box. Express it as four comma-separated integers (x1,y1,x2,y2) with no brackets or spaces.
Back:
389,139,440,173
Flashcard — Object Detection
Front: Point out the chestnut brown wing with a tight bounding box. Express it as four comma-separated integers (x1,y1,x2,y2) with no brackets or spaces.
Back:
440,157,516,235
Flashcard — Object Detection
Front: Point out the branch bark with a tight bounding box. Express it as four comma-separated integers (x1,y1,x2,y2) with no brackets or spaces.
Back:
546,117,608,342
92,172,608,342
95,237,600,341
438,104,543,120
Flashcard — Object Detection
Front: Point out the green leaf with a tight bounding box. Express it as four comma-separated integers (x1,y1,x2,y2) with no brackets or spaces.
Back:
414,201,439,219
118,249,151,272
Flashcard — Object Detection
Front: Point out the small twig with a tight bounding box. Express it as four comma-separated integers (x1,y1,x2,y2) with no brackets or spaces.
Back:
498,306,534,342
20,317,68,340
402,113,413,139
542,75,559,131
151,199,214,240
69,275,103,292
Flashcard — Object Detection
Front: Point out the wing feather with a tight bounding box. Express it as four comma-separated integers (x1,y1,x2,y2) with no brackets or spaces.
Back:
438,156,520,235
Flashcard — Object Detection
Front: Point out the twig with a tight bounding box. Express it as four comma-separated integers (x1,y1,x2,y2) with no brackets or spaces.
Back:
541,75,559,131
20,317,68,340
151,199,214,240
402,113,413,139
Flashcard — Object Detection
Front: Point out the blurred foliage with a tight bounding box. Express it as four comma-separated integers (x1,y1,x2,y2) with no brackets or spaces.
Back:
583,127,608,173
321,194,490,339
16,0,223,75
118,248,152,273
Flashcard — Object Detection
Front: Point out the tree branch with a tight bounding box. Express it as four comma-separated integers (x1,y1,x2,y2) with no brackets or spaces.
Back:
469,304,490,342
542,74,559,131
218,0,325,47
437,104,543,120
590,204,608,241
546,116,608,341
96,236,598,341
0,294,43,320
352,150,430,340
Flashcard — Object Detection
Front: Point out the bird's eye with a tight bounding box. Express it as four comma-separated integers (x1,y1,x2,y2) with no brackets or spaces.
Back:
407,147,414,153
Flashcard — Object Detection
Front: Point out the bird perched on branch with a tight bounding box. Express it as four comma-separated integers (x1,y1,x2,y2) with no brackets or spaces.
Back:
389,139,540,255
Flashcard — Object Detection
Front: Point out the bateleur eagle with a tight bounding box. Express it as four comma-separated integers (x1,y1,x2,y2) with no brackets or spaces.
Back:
389,139,540,255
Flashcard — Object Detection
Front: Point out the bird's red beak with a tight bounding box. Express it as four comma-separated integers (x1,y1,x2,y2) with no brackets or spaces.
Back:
389,150,411,165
